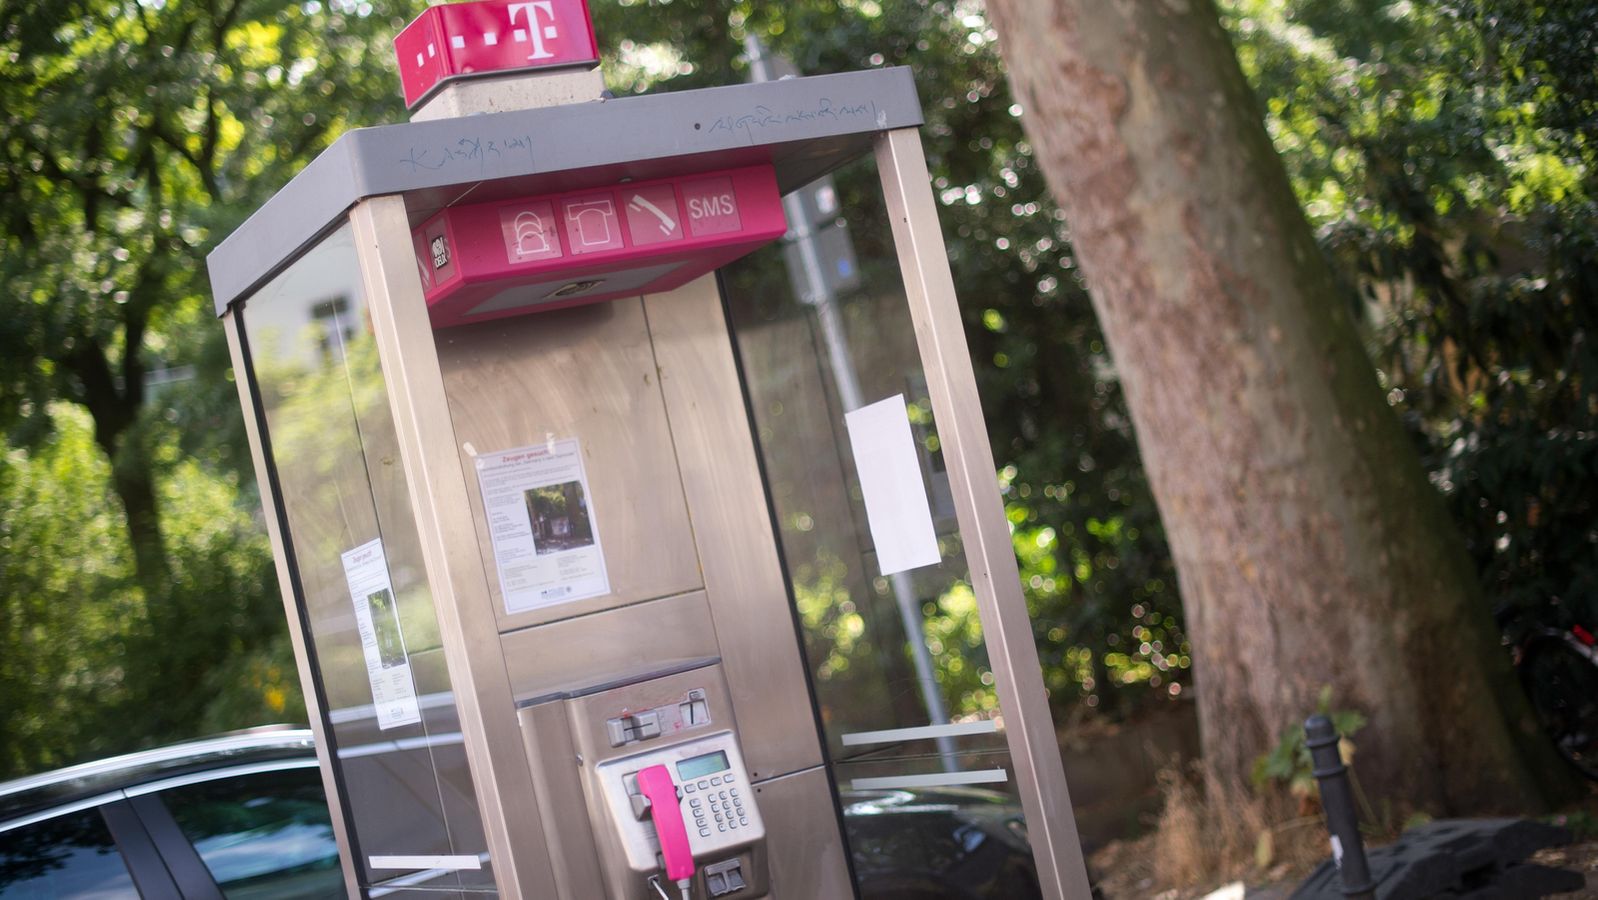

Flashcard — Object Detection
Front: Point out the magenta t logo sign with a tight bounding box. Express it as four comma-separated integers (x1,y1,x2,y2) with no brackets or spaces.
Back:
508,2,558,60
393,0,600,109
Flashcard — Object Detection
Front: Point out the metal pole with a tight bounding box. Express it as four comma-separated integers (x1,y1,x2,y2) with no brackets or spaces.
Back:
1305,715,1376,899
748,34,959,772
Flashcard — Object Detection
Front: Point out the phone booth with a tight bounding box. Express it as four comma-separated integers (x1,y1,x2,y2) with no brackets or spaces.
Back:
209,2,1092,897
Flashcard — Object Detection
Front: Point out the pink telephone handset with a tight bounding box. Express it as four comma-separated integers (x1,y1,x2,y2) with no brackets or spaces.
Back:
638,764,695,885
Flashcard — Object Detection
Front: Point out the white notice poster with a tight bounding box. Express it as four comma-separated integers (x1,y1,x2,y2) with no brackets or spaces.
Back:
845,394,944,576
475,439,610,614
340,538,421,730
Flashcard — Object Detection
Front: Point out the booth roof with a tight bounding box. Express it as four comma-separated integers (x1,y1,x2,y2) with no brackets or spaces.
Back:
207,67,924,316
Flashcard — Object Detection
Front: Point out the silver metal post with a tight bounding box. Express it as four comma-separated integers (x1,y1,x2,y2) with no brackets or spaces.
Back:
874,126,1093,900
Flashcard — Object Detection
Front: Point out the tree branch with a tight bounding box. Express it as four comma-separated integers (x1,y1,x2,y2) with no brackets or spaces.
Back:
15,132,129,215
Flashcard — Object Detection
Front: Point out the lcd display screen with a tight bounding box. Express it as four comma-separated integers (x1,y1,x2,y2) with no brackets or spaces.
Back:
675,750,730,781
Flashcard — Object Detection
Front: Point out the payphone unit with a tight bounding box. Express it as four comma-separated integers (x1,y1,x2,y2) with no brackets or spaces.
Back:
209,0,1093,897
519,661,768,899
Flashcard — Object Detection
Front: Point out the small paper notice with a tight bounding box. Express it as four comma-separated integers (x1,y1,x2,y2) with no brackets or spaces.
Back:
340,538,421,730
845,394,943,576
475,438,610,614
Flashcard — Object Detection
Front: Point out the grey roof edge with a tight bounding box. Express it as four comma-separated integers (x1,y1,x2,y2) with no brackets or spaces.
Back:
206,136,360,316
208,66,924,316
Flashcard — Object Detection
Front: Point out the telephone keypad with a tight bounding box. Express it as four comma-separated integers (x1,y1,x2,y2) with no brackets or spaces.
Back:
683,776,754,847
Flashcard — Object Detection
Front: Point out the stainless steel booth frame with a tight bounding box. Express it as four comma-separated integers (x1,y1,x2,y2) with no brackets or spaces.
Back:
212,67,1091,900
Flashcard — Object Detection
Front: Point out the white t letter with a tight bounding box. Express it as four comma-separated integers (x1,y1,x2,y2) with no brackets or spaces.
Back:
508,2,556,60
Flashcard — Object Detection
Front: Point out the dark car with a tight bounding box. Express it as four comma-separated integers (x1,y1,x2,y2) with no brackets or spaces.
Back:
840,787,1042,900
0,728,1043,898
0,727,340,899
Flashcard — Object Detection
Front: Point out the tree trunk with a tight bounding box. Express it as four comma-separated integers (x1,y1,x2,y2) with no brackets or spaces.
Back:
65,333,171,594
110,449,170,595
985,0,1569,812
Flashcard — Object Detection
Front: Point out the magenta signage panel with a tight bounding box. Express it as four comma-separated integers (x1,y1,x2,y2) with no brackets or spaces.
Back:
393,0,600,109
414,165,788,328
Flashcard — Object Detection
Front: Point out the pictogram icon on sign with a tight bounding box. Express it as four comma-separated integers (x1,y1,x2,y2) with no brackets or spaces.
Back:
562,195,624,254
623,184,684,247
513,213,551,254
499,201,563,263
629,194,676,235
682,176,742,237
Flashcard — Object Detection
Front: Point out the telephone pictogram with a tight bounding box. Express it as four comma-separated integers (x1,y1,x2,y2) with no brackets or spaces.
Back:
628,193,678,236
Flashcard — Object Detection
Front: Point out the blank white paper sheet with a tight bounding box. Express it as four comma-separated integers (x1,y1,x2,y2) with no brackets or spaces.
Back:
844,394,943,576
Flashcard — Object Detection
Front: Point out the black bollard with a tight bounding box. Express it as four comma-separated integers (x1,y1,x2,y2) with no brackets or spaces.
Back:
1305,715,1376,899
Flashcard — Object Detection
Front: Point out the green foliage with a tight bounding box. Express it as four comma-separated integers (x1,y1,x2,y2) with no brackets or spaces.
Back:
0,0,411,775
0,408,139,777
1222,0,1598,630
792,552,869,685
924,582,1000,716
0,407,293,780
0,0,409,455
1251,687,1368,800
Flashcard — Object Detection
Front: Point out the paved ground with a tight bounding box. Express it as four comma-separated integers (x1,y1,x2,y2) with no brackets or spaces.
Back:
1532,840,1598,899
1093,837,1598,899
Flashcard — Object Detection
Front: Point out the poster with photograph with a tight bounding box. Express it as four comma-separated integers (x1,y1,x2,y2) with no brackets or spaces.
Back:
340,538,421,730
475,438,610,614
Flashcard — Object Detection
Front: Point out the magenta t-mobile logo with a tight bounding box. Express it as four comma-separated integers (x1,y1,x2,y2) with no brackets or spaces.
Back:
508,2,559,60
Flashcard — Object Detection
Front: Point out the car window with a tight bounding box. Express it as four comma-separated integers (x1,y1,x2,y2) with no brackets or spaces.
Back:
0,809,140,899
159,767,342,899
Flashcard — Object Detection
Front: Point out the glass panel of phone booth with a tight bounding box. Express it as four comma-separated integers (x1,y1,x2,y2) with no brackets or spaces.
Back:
235,223,495,893
720,159,1034,891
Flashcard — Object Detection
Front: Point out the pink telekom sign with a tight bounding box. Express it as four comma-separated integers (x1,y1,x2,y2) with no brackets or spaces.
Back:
393,0,600,109
413,165,788,328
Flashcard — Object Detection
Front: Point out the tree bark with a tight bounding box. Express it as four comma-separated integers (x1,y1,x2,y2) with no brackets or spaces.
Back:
985,0,1569,811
